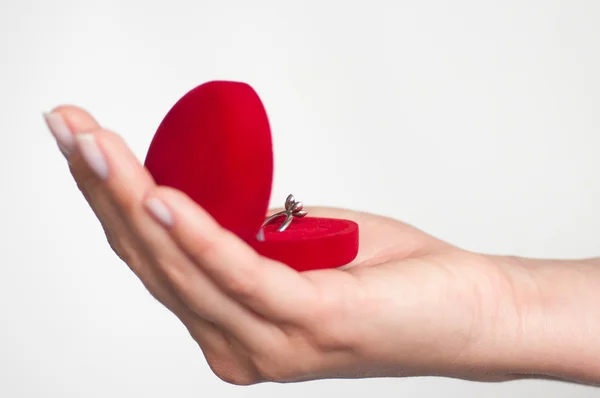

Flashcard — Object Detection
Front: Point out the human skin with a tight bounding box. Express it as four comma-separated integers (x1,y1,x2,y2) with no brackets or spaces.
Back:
44,106,600,386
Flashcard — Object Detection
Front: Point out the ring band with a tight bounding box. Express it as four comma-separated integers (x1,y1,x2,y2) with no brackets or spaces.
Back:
261,194,307,232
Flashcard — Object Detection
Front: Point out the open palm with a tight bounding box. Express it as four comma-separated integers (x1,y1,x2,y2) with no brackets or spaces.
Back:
45,106,519,385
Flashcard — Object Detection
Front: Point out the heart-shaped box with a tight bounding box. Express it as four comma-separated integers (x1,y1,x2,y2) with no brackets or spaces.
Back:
144,81,358,271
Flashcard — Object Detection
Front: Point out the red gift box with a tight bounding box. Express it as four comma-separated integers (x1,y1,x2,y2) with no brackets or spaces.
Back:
144,81,358,271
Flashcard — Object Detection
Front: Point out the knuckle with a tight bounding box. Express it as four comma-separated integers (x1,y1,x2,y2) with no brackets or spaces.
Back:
224,258,261,300
104,230,127,261
118,193,140,217
103,228,141,270
306,295,358,352
224,265,259,300
310,323,354,352
247,334,303,383
107,235,133,264
154,254,187,285
250,353,292,383
75,172,102,195
188,239,222,273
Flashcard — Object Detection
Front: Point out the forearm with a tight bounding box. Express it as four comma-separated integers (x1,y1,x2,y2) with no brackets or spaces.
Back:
489,255,600,384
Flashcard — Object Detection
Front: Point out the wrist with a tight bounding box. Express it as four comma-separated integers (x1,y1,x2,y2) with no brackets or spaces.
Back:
351,251,535,381
485,255,600,384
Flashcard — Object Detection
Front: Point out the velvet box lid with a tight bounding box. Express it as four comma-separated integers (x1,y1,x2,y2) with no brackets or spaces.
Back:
144,81,358,271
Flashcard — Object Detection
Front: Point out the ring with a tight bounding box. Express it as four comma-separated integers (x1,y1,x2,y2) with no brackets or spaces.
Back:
261,194,308,232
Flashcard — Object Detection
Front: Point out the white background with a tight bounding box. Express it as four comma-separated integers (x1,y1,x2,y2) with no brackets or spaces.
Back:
1,0,599,396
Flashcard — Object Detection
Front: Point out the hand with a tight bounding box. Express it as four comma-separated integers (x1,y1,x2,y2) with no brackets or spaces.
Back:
45,105,537,385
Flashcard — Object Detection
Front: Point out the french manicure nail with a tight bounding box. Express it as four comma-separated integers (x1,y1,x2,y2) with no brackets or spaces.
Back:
76,134,109,179
43,112,75,156
145,197,173,227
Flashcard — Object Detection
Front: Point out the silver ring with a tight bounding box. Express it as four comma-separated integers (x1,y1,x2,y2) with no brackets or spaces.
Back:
261,194,307,232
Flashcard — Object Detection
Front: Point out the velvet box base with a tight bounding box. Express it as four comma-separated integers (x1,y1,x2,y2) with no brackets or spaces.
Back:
254,217,359,271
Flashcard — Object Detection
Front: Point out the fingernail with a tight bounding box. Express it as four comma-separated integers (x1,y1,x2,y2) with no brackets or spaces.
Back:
43,112,75,157
144,197,173,226
76,134,109,179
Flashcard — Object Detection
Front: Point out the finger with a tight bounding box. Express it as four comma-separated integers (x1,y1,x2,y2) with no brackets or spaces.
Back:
139,211,281,349
44,105,98,157
45,108,152,274
44,107,234,361
44,106,101,199
72,127,282,349
144,187,319,323
44,107,188,320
